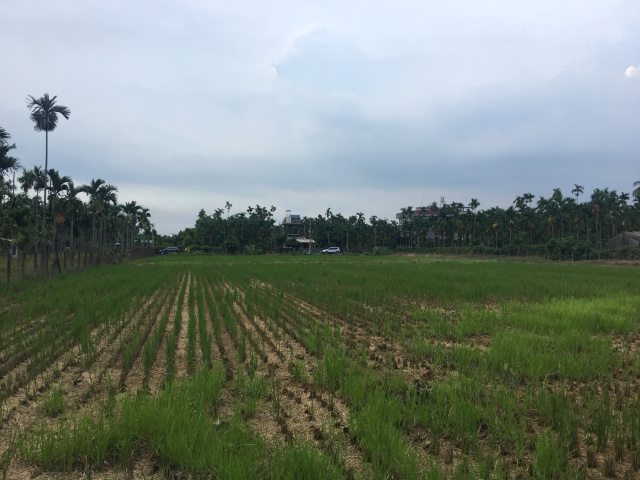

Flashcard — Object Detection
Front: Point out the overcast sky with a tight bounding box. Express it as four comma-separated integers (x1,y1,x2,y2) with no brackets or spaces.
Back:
2,1,639,235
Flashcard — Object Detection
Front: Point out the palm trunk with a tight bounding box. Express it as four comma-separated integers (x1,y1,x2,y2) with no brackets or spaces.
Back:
21,249,26,281
69,215,74,271
6,244,11,284
43,130,48,226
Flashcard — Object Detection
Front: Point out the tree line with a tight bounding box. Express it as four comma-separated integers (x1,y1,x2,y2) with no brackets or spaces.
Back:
163,184,640,258
1,94,155,283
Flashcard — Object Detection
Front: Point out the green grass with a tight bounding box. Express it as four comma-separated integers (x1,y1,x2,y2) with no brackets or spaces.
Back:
3,254,640,478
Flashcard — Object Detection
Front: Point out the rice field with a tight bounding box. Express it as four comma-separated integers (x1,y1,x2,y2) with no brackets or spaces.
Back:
1,255,639,479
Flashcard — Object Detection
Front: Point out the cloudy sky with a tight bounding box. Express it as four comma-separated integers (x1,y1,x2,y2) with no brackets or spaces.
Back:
2,1,639,235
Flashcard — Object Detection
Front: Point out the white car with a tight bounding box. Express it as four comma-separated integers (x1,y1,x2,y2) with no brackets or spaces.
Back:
322,247,341,254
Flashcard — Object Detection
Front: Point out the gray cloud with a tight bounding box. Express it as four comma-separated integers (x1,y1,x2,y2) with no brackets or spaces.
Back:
2,1,640,234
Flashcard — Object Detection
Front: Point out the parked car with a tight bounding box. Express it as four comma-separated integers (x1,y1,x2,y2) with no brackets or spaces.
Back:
159,247,180,255
322,246,341,254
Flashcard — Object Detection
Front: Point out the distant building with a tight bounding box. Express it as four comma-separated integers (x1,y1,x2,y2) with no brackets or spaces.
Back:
396,204,468,226
607,231,640,250
280,210,315,251
281,210,302,226
396,207,440,226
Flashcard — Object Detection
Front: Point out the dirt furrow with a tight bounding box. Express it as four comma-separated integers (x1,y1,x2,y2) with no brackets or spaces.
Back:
231,286,367,476
262,283,433,384
147,274,187,393
123,291,173,392
173,271,192,380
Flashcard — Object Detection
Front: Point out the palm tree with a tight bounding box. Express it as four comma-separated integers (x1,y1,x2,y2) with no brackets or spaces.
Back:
572,184,584,203
79,179,117,249
47,169,71,273
96,184,118,248
469,198,480,244
0,129,20,198
26,94,70,225
0,127,11,145
122,201,140,250
63,181,83,270
0,145,20,195
47,169,71,224
80,179,106,247
18,166,46,273
137,207,151,247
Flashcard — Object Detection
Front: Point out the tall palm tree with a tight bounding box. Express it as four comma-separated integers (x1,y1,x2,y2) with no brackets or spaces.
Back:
63,181,83,270
138,207,151,246
79,179,117,248
18,166,45,273
26,94,70,225
97,185,118,248
0,145,20,194
633,181,640,200
47,169,71,273
122,201,140,249
0,127,11,145
469,198,480,244
47,169,71,225
0,129,20,197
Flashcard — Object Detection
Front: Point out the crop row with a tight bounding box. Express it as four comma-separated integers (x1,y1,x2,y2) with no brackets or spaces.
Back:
1,258,640,479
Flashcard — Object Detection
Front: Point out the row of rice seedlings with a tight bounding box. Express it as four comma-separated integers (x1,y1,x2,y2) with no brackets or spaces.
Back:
264,295,559,474
226,293,272,366
238,258,640,321
119,290,170,387
212,284,238,342
19,365,345,478
231,260,640,474
238,282,422,477
194,277,212,370
0,272,182,472
142,308,171,388
177,259,640,476
200,279,237,381
137,273,185,389
3,265,175,397
186,277,198,374
235,288,287,363
165,274,189,383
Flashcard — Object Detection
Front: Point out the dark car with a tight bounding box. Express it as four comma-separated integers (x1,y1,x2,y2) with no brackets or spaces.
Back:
159,247,180,255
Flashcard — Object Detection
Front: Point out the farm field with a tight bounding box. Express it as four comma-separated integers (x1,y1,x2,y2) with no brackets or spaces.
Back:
1,255,640,479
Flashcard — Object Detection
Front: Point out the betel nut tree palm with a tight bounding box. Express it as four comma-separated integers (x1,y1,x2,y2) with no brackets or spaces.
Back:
26,93,70,226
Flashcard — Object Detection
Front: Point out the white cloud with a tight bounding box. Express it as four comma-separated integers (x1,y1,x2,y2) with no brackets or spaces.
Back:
625,65,639,77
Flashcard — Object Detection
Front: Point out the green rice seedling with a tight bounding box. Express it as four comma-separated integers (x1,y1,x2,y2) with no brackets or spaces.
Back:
348,389,420,479
120,329,141,383
238,331,247,363
0,428,17,480
289,358,308,383
187,311,197,373
315,345,347,393
165,334,176,382
270,379,282,417
532,430,567,479
268,441,344,480
102,374,117,418
195,284,211,369
43,384,65,417
247,349,258,379
587,390,613,454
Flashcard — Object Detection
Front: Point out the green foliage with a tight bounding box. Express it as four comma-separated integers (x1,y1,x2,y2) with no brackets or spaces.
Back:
43,384,65,417
4,255,640,478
